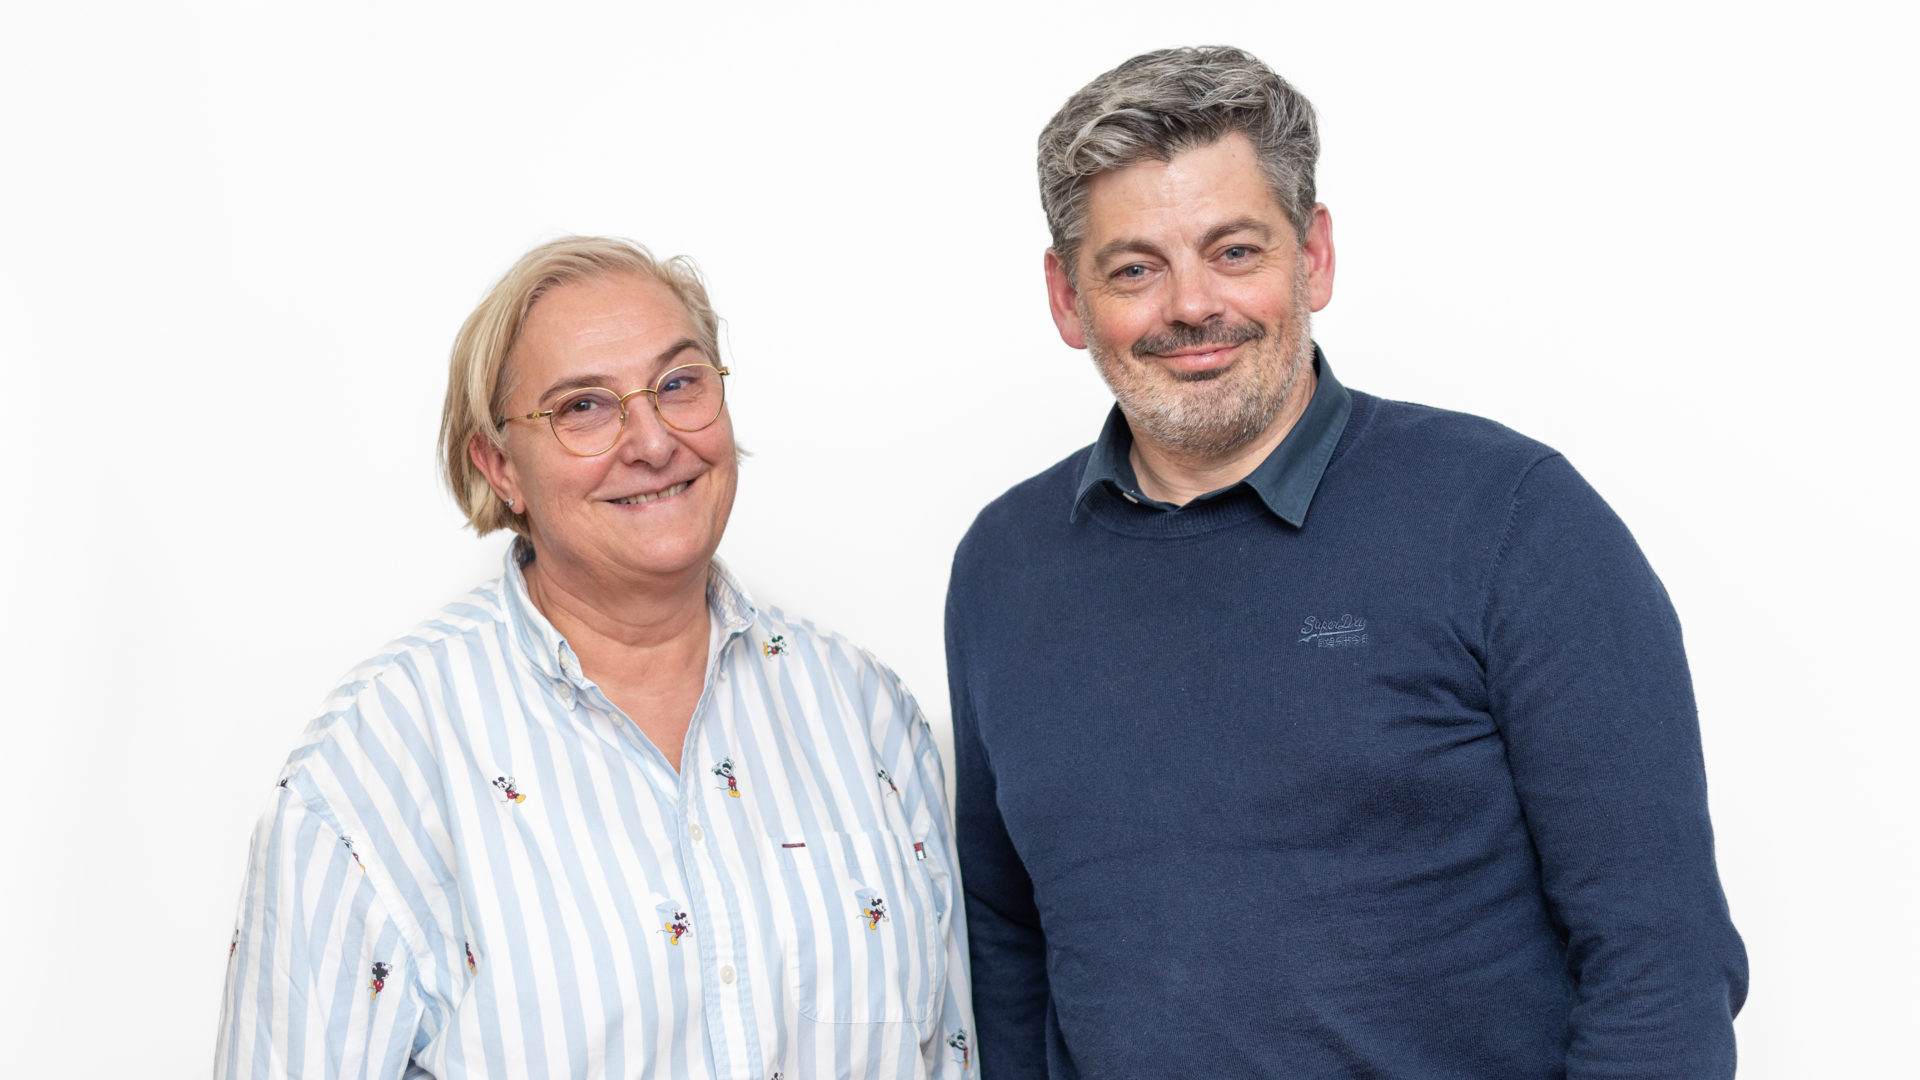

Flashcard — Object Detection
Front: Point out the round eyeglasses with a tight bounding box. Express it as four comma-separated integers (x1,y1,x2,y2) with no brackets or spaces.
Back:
502,363,730,456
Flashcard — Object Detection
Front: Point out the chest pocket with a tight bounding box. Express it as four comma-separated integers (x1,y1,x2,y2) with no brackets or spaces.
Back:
774,830,943,1024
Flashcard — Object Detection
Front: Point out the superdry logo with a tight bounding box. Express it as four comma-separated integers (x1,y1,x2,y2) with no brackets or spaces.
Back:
1298,614,1368,647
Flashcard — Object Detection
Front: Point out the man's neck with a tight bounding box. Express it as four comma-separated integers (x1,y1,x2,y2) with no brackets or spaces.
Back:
1127,365,1318,506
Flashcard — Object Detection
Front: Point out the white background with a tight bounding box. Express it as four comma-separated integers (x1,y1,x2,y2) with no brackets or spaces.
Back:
2,2,1913,1075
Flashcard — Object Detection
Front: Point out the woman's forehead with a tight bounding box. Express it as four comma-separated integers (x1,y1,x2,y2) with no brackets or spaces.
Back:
511,273,705,389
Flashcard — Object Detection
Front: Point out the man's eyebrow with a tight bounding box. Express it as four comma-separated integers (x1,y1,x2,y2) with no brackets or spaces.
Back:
1088,218,1277,269
1200,217,1275,248
1090,237,1167,268
535,338,705,405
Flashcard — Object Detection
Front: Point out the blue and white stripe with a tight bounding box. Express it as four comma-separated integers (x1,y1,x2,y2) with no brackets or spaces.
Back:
215,545,973,1079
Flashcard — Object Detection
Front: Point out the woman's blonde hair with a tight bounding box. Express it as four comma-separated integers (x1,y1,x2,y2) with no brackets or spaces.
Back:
438,236,723,538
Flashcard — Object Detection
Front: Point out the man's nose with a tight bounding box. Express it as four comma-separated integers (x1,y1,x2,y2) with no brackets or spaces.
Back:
1164,262,1225,327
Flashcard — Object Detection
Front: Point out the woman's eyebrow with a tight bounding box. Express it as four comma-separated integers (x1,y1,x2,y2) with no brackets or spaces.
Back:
534,339,705,405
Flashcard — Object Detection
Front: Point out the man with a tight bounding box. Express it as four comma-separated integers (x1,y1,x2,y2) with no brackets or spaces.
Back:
946,46,1746,1078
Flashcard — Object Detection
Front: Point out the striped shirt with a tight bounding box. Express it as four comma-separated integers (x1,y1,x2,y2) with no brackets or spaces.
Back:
215,546,974,1079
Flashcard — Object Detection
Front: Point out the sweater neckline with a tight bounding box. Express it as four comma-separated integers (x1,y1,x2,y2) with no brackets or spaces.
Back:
1077,481,1279,538
1075,391,1375,540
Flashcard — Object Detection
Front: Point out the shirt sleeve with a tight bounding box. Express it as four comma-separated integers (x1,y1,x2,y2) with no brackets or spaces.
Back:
1483,454,1748,1078
896,702,978,1080
214,780,427,1080
947,587,1051,1080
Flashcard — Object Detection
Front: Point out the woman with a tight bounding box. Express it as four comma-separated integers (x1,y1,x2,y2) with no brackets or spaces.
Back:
215,238,973,1079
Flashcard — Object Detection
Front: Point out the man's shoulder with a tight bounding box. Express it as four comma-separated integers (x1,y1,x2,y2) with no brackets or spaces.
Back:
1330,389,1579,517
1342,390,1631,543
1347,389,1560,475
954,444,1093,556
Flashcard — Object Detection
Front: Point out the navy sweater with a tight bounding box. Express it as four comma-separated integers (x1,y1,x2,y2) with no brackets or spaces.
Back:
946,388,1746,1079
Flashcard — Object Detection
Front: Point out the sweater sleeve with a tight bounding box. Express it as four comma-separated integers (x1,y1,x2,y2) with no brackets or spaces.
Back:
1483,454,1747,1079
947,574,1052,1079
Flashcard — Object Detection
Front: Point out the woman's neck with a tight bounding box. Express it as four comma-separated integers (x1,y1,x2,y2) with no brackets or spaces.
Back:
524,554,710,657
521,553,713,770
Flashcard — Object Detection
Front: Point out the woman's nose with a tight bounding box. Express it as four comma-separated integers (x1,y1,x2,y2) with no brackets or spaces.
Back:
615,392,678,466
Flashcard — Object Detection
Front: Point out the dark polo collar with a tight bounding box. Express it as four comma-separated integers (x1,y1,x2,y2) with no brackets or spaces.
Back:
1072,344,1352,527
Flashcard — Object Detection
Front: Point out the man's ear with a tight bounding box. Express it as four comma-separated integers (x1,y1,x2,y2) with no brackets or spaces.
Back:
1302,204,1336,313
1044,249,1088,350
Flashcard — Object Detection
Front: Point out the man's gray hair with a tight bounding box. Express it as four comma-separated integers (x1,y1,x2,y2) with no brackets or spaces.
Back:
1038,46,1320,281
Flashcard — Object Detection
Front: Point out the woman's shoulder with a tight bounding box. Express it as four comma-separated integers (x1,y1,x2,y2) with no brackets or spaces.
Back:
281,576,518,773
735,592,929,742
327,577,514,701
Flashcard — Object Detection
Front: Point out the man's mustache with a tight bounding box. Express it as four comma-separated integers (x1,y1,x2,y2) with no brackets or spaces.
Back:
1131,319,1266,359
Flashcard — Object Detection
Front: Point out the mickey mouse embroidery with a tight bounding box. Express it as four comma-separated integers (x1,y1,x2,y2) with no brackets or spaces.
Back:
657,901,692,945
855,886,889,930
711,757,740,798
948,1029,971,1071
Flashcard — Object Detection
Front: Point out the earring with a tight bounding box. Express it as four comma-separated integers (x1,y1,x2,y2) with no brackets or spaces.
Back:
502,494,516,511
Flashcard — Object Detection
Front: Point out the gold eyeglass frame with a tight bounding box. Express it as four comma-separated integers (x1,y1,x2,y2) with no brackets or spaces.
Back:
502,363,730,457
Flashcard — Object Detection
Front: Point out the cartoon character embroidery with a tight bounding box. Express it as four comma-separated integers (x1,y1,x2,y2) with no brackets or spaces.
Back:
712,757,740,798
876,767,899,796
492,776,527,804
762,634,787,657
341,835,365,871
948,1029,971,1071
465,941,477,974
657,901,691,945
855,886,889,930
369,961,392,1002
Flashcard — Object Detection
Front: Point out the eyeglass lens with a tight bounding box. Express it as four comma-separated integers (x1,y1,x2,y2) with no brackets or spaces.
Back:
550,364,725,454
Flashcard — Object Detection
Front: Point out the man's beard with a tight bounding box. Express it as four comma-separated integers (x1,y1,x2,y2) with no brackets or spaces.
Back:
1085,259,1313,460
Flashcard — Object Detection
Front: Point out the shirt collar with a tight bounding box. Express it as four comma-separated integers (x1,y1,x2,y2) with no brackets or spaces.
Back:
1072,344,1352,527
501,539,758,685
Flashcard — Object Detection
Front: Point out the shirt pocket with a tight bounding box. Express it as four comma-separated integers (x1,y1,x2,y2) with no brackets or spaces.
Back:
772,830,943,1024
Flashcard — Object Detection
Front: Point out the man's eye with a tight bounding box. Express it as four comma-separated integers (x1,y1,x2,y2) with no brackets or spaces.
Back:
1117,264,1148,278
1223,245,1253,260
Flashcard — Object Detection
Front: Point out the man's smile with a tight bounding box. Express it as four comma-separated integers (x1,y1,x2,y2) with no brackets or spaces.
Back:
1150,343,1242,375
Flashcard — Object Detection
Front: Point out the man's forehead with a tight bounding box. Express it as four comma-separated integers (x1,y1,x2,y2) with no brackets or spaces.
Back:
1078,132,1291,257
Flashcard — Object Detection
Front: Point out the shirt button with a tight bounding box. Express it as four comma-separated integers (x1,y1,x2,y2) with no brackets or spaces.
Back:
690,824,704,842
719,964,735,984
